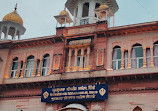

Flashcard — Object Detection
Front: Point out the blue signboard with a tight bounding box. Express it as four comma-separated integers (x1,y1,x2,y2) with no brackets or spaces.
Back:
41,84,108,102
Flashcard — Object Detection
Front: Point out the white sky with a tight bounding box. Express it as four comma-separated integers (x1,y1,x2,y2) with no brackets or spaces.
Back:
0,0,158,39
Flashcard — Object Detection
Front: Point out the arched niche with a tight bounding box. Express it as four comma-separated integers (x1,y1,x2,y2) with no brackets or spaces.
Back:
133,106,142,111
82,2,89,17
59,103,87,111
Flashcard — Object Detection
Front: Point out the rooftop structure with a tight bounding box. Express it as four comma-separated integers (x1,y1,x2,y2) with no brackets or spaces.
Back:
0,4,26,40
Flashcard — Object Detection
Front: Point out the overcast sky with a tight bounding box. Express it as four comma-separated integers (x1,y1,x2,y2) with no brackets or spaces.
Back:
0,0,158,39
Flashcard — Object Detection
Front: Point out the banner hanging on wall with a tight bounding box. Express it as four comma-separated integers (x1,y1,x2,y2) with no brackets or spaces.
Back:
41,84,108,103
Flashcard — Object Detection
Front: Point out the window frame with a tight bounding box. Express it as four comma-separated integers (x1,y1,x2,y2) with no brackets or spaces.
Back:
77,56,86,68
154,43,158,66
10,57,19,78
24,56,35,77
82,2,89,17
112,47,121,70
131,46,143,68
42,54,50,76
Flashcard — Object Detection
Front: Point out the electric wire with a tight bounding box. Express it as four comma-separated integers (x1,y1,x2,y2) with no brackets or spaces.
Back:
135,0,157,21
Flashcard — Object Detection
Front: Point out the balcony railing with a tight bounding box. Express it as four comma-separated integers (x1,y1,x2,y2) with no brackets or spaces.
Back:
41,67,49,76
65,65,92,72
24,68,34,77
154,56,158,66
131,57,143,68
80,18,89,25
112,59,121,70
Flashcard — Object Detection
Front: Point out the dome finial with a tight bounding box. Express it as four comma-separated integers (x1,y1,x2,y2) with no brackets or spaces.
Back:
3,3,23,25
15,3,17,11
64,5,66,10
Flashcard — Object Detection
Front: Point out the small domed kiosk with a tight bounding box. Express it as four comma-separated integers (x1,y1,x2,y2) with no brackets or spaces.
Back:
54,7,73,27
0,4,26,40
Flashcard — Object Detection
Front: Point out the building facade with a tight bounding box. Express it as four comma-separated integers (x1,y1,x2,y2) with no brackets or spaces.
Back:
0,0,158,111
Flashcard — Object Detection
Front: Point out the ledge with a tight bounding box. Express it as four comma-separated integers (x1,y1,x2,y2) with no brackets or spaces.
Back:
107,66,158,77
3,70,107,84
2,66,158,85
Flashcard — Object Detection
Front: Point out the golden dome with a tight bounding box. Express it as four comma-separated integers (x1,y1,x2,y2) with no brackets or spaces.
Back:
3,10,23,25
99,3,109,10
59,10,69,16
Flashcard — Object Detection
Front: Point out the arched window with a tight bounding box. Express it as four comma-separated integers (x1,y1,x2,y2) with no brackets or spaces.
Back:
10,57,18,78
76,49,86,68
133,106,142,111
95,3,100,9
82,2,89,17
42,54,50,76
131,44,143,68
154,41,158,66
25,56,35,77
112,46,121,70
95,3,100,17
75,6,78,18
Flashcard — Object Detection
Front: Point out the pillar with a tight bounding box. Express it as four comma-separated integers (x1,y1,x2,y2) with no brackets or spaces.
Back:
73,48,78,71
68,48,72,67
13,28,18,40
0,26,3,39
77,2,82,18
128,49,131,68
64,16,67,27
73,7,77,25
74,49,77,66
37,59,43,76
67,49,72,72
5,26,10,40
15,61,21,78
20,61,26,78
121,50,124,69
106,50,113,71
18,33,21,40
150,46,154,66
51,54,55,73
87,47,90,67
32,59,38,77
106,10,108,21
47,55,52,75
143,48,147,67
80,47,84,70
77,2,82,25
89,0,95,23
